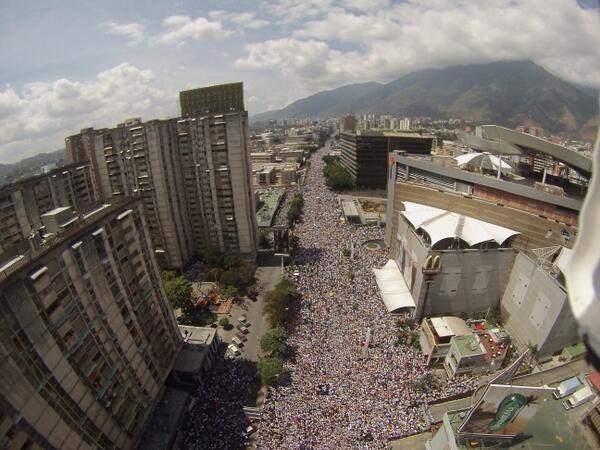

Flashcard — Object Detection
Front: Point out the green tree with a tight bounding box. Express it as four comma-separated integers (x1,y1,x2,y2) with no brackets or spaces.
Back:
223,255,242,271
287,193,304,227
219,261,256,289
324,163,354,190
222,285,240,299
263,279,298,328
162,271,193,316
219,317,230,327
259,356,285,386
259,230,272,249
260,326,289,358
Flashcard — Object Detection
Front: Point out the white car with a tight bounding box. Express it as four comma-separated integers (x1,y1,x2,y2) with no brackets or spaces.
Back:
232,336,244,347
227,343,241,356
238,316,249,326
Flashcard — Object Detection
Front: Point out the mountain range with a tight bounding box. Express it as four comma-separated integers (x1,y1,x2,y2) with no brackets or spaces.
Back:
0,149,65,187
252,61,598,140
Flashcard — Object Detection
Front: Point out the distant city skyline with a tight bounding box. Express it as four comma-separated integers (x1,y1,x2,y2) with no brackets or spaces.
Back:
1,0,599,162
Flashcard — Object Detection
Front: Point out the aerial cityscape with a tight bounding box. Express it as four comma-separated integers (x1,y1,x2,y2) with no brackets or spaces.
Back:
1,1,600,450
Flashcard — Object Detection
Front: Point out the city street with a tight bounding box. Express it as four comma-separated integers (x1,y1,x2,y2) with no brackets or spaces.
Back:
219,254,283,362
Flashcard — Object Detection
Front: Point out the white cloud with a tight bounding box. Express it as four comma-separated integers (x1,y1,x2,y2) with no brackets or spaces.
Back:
154,15,232,46
262,0,336,23
229,12,269,29
99,21,146,45
243,0,600,94
0,63,176,162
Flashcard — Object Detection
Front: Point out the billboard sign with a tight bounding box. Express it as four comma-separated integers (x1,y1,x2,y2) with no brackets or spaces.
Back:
459,384,554,438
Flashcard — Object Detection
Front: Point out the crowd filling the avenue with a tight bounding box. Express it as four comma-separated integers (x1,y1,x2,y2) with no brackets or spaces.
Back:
182,142,477,449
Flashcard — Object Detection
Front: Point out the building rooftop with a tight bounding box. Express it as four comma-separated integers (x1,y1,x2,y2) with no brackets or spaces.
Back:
446,396,596,449
256,188,285,227
401,201,520,248
453,335,485,357
348,129,435,139
0,199,139,285
430,317,471,339
394,153,586,209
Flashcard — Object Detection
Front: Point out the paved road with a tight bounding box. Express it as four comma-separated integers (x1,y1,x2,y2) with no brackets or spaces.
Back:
219,255,283,361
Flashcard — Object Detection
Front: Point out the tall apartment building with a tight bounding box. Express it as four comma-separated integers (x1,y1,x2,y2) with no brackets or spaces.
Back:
177,112,257,257
86,118,194,269
0,163,97,256
0,198,182,449
65,129,106,198
64,82,258,269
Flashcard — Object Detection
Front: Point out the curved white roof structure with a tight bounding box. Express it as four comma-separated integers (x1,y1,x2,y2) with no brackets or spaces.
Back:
455,152,512,174
372,259,416,312
401,202,520,247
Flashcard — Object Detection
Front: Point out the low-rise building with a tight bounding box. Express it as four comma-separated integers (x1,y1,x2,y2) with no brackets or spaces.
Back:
444,330,508,378
169,326,220,390
419,316,472,365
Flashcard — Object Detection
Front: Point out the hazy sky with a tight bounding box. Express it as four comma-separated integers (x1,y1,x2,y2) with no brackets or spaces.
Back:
1,0,599,162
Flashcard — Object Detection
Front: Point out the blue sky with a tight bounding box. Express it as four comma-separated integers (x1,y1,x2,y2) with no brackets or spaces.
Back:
0,0,599,162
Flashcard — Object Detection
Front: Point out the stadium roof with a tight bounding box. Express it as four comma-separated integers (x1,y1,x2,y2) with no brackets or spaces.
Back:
401,201,520,247
459,125,593,178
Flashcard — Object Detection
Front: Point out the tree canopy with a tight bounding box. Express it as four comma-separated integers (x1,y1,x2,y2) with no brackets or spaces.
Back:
323,162,354,190
263,278,298,328
162,271,193,315
259,356,285,386
260,326,289,358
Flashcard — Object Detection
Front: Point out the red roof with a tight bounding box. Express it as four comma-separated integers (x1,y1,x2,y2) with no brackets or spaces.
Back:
588,372,600,392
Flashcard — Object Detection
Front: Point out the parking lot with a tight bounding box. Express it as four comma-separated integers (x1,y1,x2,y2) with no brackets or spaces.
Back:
220,255,283,362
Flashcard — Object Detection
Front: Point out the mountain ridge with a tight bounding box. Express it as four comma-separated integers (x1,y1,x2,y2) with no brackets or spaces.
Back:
252,61,598,140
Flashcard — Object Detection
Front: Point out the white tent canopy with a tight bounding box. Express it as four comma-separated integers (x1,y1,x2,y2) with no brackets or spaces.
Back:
401,202,520,247
455,151,512,174
372,259,416,312
554,246,574,277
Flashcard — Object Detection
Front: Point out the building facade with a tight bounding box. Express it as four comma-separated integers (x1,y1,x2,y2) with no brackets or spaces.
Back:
179,82,244,117
64,84,258,268
0,199,182,449
340,130,434,188
501,251,579,357
0,163,97,257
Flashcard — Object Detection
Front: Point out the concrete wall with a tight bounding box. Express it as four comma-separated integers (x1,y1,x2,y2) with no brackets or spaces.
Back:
394,215,515,319
501,252,579,357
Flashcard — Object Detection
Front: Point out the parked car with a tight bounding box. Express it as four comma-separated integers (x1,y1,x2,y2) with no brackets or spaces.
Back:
232,336,244,347
563,384,593,410
227,343,241,356
237,324,250,334
235,331,248,341
553,376,582,399
238,315,249,326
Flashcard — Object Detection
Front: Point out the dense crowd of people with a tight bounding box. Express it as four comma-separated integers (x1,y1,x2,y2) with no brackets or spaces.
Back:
256,142,477,449
181,358,257,450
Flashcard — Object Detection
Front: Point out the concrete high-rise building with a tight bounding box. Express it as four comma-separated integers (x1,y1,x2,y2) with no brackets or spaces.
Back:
177,113,258,258
0,163,97,256
179,82,244,117
339,114,357,132
64,83,258,268
0,198,182,449
65,129,107,199
87,118,194,269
